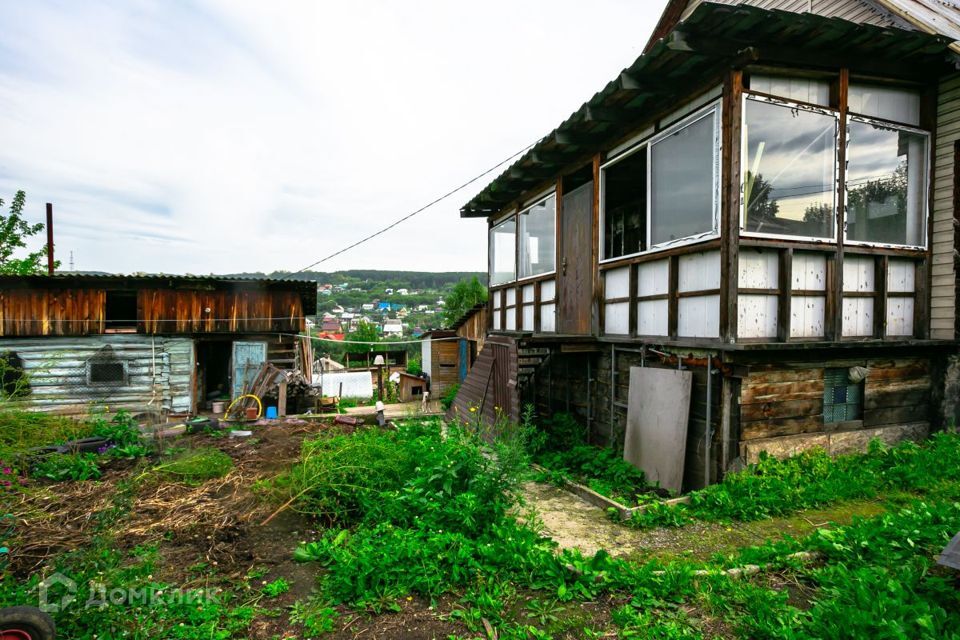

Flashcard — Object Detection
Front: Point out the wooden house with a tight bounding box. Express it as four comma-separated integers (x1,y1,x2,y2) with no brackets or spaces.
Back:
0,273,316,415
452,0,960,490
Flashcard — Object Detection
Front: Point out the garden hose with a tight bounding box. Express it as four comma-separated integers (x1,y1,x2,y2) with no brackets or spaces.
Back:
225,394,262,420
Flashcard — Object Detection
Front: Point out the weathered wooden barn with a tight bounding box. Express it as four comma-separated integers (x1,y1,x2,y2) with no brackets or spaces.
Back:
452,0,960,490
0,274,316,415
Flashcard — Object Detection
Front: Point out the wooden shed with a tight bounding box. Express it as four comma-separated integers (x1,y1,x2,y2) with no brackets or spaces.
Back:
420,304,488,396
0,273,316,415
452,0,960,490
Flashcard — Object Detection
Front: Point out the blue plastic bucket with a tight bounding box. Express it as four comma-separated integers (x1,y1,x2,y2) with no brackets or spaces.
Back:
265,406,278,419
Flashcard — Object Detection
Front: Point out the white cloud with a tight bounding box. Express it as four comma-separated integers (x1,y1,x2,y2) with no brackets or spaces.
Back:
0,0,667,275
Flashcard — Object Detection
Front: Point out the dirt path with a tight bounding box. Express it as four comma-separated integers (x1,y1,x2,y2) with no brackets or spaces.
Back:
522,481,888,561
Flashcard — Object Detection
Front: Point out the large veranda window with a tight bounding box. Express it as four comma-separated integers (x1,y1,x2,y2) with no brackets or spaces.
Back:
741,78,928,249
518,195,556,279
489,216,516,286
742,96,837,240
845,88,928,247
601,101,720,261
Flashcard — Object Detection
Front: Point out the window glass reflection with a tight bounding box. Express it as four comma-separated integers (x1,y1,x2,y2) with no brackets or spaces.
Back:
743,99,836,239
846,120,927,246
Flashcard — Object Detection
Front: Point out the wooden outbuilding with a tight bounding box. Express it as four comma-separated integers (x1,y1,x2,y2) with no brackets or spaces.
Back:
420,304,488,396
452,0,960,490
0,273,316,415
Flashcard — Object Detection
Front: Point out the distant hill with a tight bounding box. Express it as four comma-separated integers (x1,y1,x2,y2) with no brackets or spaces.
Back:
225,270,487,289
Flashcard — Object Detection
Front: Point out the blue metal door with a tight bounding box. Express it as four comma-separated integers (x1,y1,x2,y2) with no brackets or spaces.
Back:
232,341,267,399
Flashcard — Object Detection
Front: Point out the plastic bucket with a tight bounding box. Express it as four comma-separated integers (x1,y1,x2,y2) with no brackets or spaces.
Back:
211,401,225,414
265,406,278,419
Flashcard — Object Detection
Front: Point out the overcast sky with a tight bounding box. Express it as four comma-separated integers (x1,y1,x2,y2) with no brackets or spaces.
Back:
0,0,668,276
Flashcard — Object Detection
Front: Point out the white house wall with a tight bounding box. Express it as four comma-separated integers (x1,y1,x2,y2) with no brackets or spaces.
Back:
0,334,194,415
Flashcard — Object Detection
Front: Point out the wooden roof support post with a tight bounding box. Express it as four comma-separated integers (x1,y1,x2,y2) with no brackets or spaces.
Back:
592,154,602,337
720,69,743,343
830,68,850,341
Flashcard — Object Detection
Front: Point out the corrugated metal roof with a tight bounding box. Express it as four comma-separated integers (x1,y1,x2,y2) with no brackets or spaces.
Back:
460,2,956,217
5,272,318,284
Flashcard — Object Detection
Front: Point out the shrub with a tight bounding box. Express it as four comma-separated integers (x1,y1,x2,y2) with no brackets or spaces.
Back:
440,384,460,410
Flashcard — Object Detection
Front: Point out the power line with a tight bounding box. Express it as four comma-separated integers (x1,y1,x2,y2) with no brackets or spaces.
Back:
291,139,540,274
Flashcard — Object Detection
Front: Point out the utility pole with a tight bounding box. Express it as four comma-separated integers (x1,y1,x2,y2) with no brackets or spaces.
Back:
45,203,55,275
69,251,74,271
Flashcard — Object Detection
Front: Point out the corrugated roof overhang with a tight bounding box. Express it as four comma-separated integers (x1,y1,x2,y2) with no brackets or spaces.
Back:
460,2,957,218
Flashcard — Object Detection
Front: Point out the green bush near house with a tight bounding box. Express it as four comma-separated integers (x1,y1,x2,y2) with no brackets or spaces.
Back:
440,383,460,410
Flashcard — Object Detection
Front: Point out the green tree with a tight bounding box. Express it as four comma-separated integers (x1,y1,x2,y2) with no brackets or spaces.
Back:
442,276,487,326
0,190,59,275
345,319,380,354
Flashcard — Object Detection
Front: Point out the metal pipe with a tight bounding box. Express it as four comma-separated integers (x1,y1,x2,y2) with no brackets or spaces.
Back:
609,343,616,448
586,358,592,444
705,357,714,487
45,202,54,275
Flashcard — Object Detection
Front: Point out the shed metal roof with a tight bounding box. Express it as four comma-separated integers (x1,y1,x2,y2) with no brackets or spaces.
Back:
460,2,957,218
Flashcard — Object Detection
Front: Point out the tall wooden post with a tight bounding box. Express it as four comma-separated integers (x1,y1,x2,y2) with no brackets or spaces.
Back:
46,202,54,275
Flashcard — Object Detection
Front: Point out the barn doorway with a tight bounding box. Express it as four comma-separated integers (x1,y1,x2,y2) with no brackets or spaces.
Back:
197,340,232,407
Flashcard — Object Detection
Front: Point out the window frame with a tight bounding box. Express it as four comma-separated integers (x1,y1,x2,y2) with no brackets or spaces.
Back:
739,92,841,244
516,193,557,282
488,210,518,287
599,100,722,264
842,114,930,251
86,360,128,387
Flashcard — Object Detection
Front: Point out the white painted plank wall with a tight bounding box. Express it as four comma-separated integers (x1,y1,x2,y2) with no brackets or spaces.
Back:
843,256,875,336
791,252,827,338
738,249,778,338
678,251,721,338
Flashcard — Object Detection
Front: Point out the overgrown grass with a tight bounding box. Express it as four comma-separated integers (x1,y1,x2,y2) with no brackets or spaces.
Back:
142,447,234,485
629,433,960,528
530,412,653,504
0,409,93,454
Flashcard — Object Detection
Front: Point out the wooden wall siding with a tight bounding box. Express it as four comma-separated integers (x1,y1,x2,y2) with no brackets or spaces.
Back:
677,251,721,338
932,73,960,339
681,0,905,27
739,357,931,442
0,289,105,337
455,306,488,354
492,290,502,331
431,341,460,395
139,289,303,334
0,334,194,415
